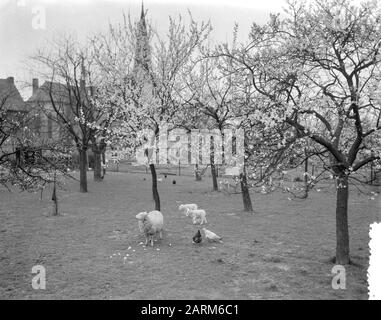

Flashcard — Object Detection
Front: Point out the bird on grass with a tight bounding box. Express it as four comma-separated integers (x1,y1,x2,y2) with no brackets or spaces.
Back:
202,227,223,243
172,180,176,185
192,230,202,244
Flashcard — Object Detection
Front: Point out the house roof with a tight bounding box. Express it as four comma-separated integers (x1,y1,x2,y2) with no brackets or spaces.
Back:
27,81,94,105
0,78,26,112
27,81,73,104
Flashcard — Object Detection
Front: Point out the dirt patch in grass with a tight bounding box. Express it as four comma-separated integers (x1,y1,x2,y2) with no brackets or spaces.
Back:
0,171,379,299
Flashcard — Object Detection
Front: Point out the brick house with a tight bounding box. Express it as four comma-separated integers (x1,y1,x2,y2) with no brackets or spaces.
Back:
26,79,73,142
0,77,29,159
26,78,98,168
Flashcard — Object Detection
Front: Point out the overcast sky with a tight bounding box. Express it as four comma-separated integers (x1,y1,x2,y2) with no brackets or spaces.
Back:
0,0,288,98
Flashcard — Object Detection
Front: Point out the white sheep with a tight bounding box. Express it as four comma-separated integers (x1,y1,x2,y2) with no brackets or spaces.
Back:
136,210,164,247
179,204,198,216
186,208,207,225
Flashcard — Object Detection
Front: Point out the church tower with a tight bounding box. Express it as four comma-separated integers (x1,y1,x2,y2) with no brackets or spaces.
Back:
133,2,151,79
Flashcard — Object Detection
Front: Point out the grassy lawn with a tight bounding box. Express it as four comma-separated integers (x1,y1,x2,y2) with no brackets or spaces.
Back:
0,171,380,299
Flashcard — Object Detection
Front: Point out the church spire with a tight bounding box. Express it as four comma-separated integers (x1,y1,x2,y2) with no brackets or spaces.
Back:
140,1,145,20
133,1,151,76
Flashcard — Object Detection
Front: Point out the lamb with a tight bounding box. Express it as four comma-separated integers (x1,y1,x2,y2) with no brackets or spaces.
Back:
186,208,208,225
178,203,198,216
136,210,164,247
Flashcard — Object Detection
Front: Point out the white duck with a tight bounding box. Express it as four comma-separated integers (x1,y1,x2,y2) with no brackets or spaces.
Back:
202,227,223,243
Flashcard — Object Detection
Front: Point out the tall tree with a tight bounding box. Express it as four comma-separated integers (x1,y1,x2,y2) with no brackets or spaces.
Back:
92,9,211,210
31,36,109,191
179,57,236,190
179,55,254,210
216,0,381,264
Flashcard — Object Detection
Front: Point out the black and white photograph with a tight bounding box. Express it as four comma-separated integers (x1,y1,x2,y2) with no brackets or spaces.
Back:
0,0,381,302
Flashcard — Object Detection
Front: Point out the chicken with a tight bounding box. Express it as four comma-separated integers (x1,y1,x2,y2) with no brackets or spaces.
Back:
202,227,223,243
192,230,202,244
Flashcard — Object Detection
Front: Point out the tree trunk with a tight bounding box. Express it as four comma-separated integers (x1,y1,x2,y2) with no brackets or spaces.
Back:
101,151,106,178
240,165,253,212
210,138,218,191
303,148,309,198
195,164,202,181
51,197,59,216
150,164,160,211
78,148,88,193
51,175,59,216
335,174,350,264
93,148,102,182
211,162,218,191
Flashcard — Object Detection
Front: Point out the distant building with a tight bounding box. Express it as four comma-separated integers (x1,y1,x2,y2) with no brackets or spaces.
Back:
25,4,152,166
133,2,151,80
26,78,96,167
0,76,29,156
106,3,154,163
0,76,27,114
26,79,73,143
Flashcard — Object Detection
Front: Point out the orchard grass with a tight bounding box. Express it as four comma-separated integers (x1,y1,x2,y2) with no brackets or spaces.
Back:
0,171,379,299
